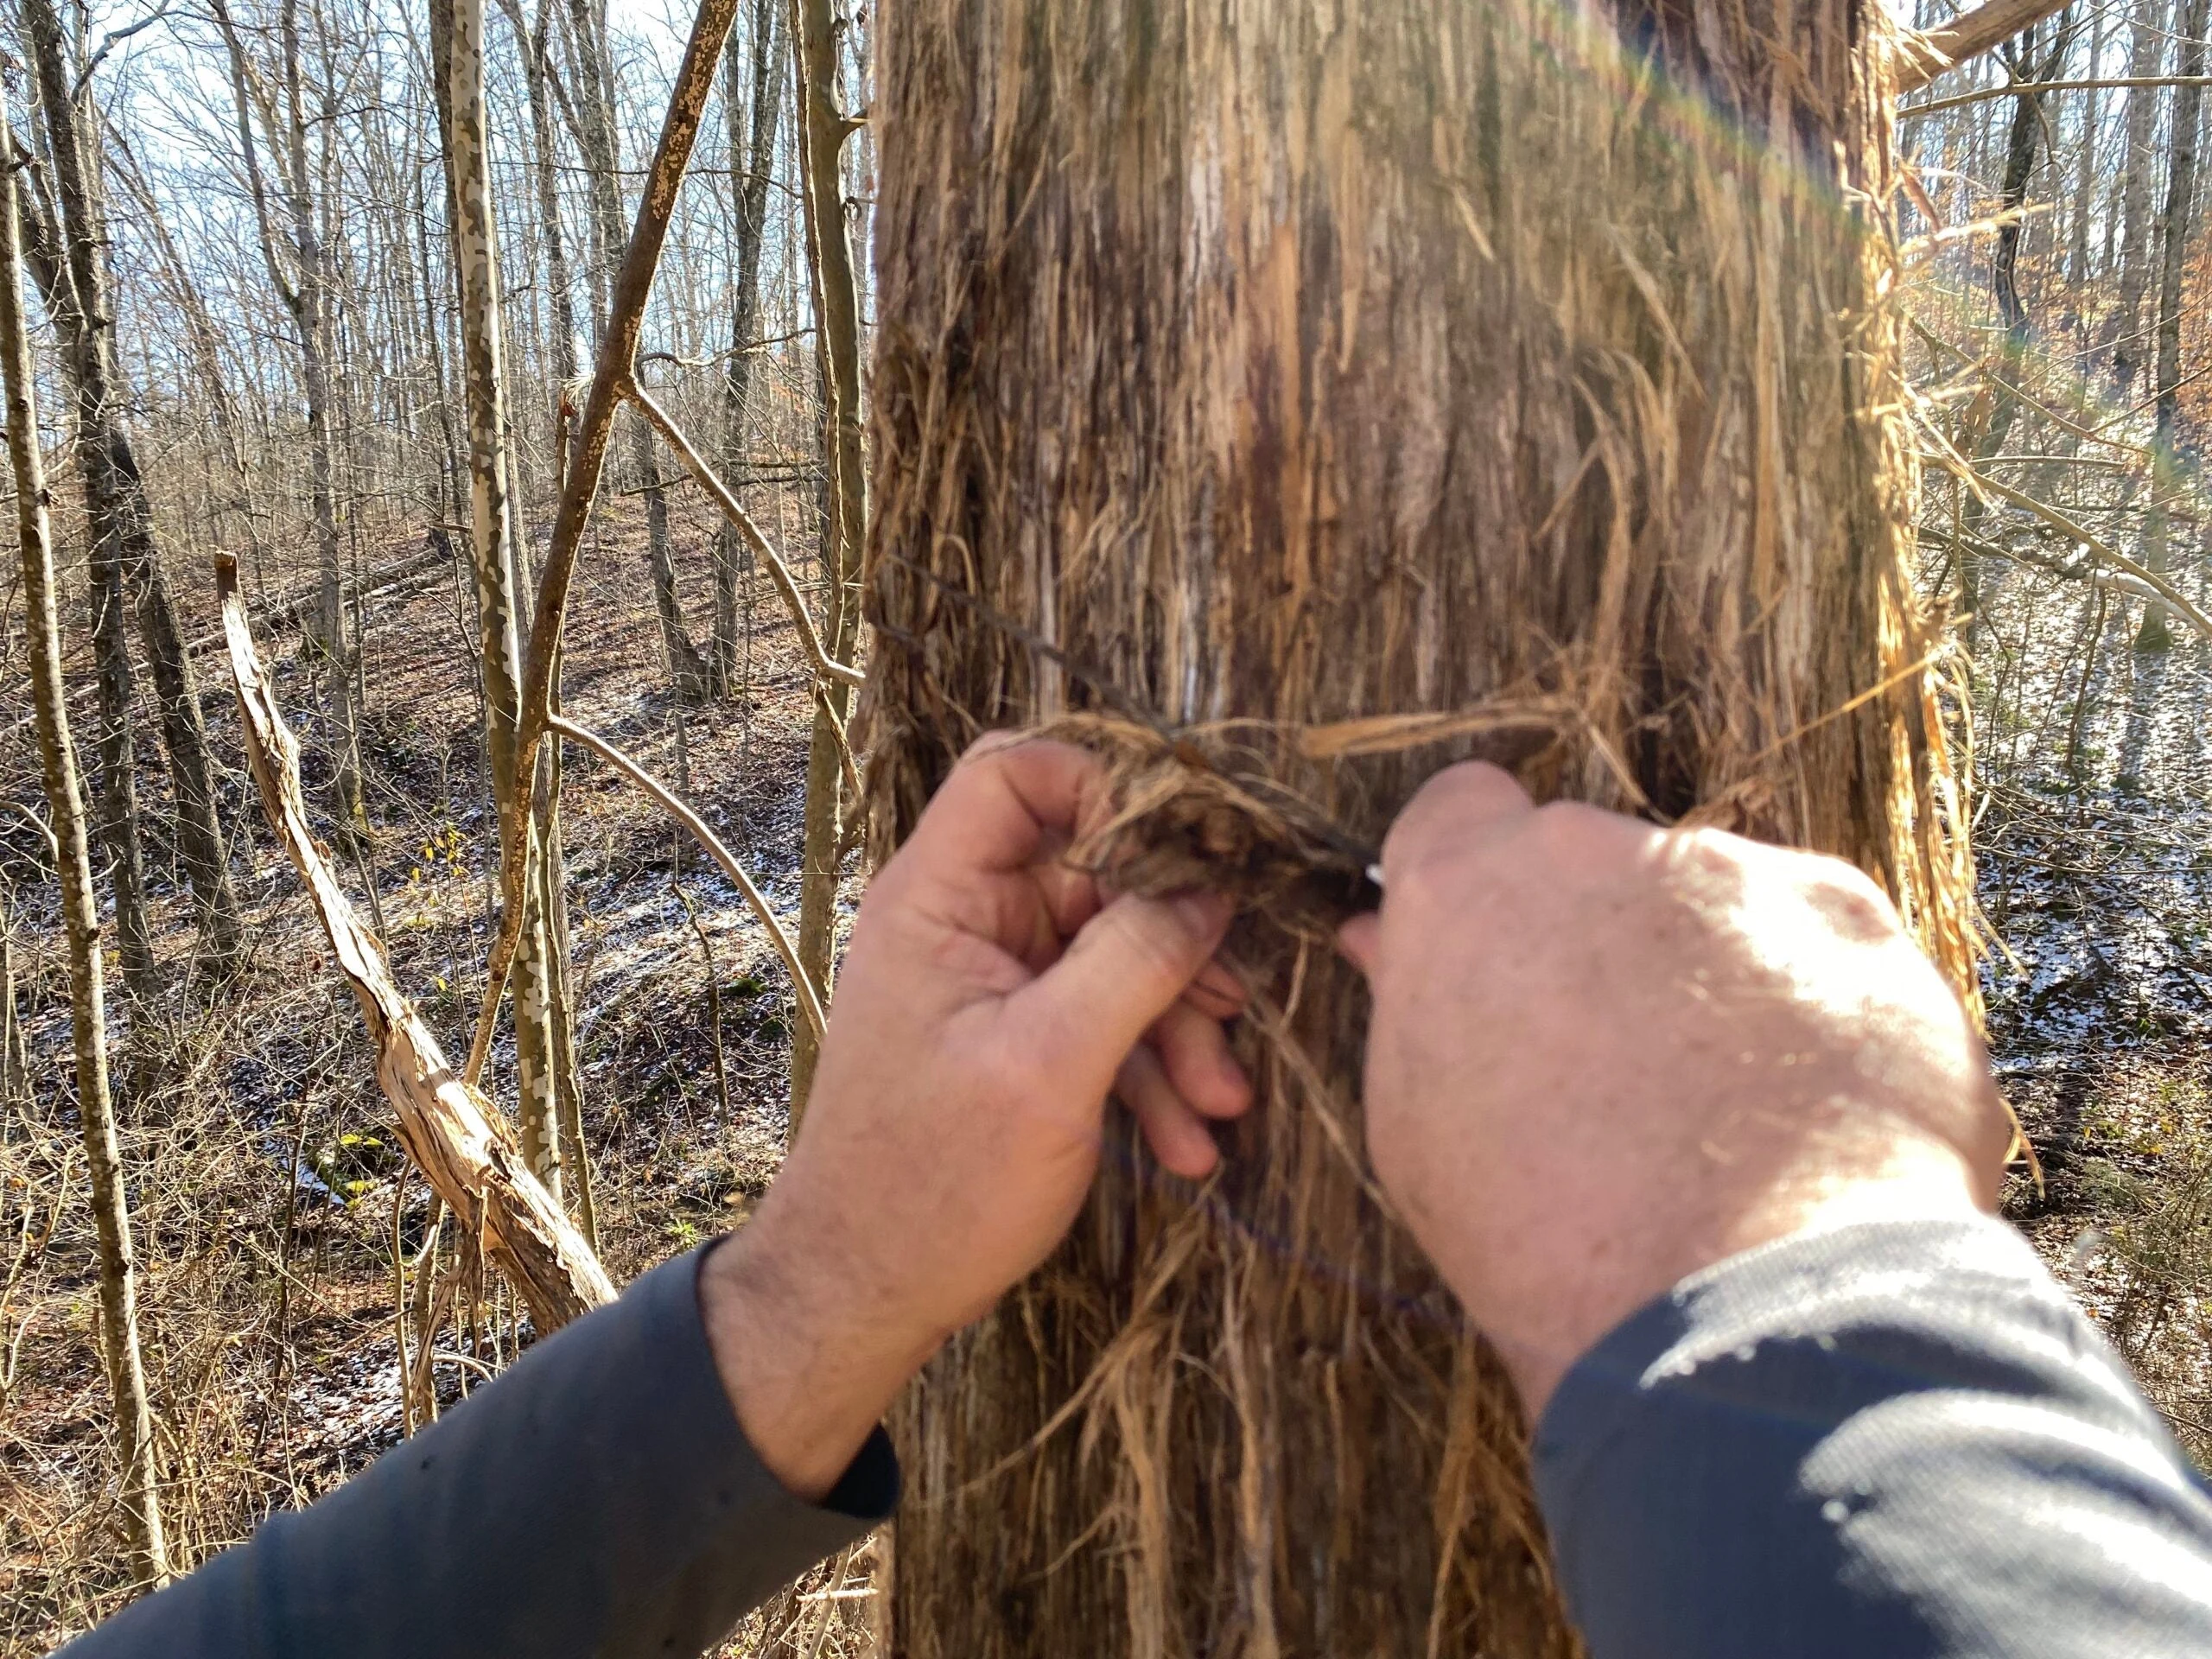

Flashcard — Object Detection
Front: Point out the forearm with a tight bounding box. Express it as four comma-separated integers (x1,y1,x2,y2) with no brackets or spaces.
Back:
60,1244,895,1659
1534,1217,2212,1658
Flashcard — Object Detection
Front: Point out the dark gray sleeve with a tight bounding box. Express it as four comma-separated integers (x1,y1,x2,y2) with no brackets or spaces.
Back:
58,1242,897,1659
1534,1217,2212,1659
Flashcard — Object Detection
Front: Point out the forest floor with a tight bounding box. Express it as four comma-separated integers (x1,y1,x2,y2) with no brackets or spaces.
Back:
0,487,876,1654
1979,547,2212,1465
5,493,2212,1652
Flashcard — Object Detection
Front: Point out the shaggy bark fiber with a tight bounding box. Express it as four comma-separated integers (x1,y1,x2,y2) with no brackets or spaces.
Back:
861,0,1971,1653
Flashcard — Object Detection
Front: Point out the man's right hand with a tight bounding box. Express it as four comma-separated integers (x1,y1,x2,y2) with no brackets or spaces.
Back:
1338,763,2012,1415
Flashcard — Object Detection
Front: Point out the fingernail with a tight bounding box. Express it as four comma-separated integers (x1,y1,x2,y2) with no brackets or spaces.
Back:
1173,890,1232,936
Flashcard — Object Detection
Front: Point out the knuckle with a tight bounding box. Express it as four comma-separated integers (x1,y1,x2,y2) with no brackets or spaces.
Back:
957,729,1026,765
1115,905,1197,985
1672,824,1750,878
1800,857,1900,942
1533,799,1637,872
1534,798,1609,845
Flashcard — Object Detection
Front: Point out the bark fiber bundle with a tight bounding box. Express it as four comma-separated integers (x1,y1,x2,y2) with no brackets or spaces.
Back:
861,0,1970,1652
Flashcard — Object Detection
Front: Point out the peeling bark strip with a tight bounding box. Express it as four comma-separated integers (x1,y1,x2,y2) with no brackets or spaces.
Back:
217,556,613,1330
865,0,1970,1652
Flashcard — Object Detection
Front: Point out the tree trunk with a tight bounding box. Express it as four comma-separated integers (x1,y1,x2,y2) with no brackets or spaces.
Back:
1960,20,2069,629
433,0,570,1201
559,0,713,701
283,0,366,835
21,0,245,980
2113,0,2170,389
409,156,472,569
2069,6,2101,289
711,0,785,691
1,131,169,1592
641,442,712,699
861,1,1970,1653
497,0,582,397
0,924,22,1104
2135,0,2209,650
785,0,865,1121
4,147,156,1021
211,0,369,840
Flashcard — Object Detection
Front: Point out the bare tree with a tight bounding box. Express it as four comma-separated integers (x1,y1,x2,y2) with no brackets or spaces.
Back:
1956,15,2075,626
559,0,712,700
209,0,369,839
2112,0,2171,389
1,126,168,1591
19,0,244,979
493,0,581,407
2069,4,2102,289
2135,0,2209,649
430,0,575,1206
711,0,785,690
111,133,272,588
785,0,864,1117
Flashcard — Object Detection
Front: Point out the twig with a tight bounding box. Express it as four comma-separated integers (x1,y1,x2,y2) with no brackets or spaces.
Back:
391,1176,414,1439
800,1546,855,1659
671,882,733,1129
1922,454,2212,642
1905,76,2212,117
625,380,863,690
1,799,58,864
550,715,825,1039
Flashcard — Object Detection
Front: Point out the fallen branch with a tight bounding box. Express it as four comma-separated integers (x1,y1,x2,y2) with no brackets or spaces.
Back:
217,552,614,1332
1918,461,2212,641
182,543,448,657
1922,524,2186,612
550,712,827,1039
0,543,455,752
1898,0,2075,94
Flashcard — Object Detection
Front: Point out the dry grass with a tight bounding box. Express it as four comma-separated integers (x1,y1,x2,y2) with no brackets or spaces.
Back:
2006,1052,2212,1468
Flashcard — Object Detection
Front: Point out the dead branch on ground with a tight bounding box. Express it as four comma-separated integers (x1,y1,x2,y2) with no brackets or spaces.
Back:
218,553,614,1332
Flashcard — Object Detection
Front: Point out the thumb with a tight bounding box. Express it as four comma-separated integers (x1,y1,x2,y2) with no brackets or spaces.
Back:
1337,912,1380,976
1006,890,1232,1093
